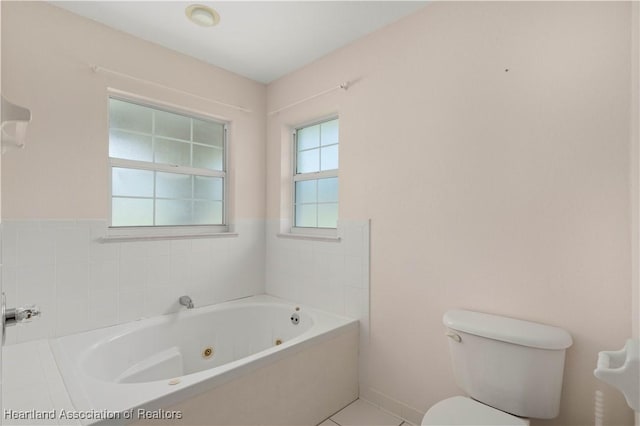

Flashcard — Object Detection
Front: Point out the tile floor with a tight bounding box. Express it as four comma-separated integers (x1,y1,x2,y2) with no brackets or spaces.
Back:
318,399,412,426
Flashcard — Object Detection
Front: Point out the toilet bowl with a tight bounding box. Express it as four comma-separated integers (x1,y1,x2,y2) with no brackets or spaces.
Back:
421,396,529,426
422,310,572,426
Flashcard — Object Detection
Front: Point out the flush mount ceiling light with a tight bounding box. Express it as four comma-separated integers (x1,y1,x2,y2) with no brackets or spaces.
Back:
185,4,220,27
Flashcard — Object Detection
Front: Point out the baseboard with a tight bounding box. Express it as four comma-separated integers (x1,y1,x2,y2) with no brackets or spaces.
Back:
359,385,425,426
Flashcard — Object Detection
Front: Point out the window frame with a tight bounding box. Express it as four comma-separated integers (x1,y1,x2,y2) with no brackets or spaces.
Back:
106,93,231,239
290,116,339,236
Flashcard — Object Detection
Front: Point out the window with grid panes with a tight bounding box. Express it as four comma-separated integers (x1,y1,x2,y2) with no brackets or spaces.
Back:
109,97,227,229
293,118,339,230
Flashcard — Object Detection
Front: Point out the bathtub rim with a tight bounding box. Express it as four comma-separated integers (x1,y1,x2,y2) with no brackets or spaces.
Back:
77,299,316,384
50,294,359,425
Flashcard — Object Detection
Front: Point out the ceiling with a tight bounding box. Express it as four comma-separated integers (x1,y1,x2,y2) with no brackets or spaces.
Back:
50,1,427,84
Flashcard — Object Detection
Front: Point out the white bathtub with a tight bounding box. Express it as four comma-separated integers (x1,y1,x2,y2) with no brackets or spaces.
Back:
50,295,359,425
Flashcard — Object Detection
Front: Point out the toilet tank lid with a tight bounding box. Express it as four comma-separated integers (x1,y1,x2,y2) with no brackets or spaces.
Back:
443,310,573,350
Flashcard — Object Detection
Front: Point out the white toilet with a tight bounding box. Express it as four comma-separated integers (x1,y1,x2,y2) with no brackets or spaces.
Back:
422,309,573,425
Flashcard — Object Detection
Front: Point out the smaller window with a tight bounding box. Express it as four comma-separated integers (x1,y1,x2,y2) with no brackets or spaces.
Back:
293,118,339,230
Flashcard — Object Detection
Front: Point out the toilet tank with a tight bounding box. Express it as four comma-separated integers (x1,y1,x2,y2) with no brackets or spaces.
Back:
443,310,573,419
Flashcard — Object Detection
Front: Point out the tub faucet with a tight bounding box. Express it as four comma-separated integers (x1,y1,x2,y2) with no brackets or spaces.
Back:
179,296,194,309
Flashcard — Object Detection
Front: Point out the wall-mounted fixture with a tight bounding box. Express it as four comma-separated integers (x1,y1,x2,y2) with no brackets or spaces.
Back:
1,96,32,154
2,293,41,345
594,338,639,412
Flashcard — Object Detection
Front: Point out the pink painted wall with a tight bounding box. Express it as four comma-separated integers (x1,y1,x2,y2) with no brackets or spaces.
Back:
631,4,639,423
632,2,640,342
267,2,634,425
1,1,266,221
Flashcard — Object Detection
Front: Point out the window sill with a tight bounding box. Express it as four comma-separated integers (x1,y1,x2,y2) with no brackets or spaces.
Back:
100,227,238,243
277,233,341,243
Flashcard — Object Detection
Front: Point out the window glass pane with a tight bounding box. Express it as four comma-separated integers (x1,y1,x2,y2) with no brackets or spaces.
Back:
112,168,154,197
193,145,223,171
155,110,191,141
109,130,153,162
109,99,152,134
156,172,192,199
295,204,317,228
297,149,320,174
155,138,191,167
317,178,338,203
295,180,317,204
194,176,223,200
112,198,153,226
156,199,192,226
318,203,338,228
297,124,320,151
320,119,338,146
194,201,223,225
109,98,228,228
320,145,339,171
193,119,224,147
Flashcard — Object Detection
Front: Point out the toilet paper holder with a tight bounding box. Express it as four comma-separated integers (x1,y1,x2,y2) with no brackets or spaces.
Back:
593,338,639,412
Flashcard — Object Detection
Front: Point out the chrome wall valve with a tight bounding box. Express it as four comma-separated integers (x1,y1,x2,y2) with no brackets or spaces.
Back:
5,304,41,326
2,293,41,345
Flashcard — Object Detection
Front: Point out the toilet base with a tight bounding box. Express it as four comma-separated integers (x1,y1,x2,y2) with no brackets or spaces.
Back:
421,396,530,426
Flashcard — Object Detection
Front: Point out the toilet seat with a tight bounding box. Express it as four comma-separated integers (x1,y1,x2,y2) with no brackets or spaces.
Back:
421,396,530,426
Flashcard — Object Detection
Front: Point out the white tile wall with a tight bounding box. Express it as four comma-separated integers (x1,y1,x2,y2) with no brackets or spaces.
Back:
265,220,370,341
1,220,265,343
1,219,367,346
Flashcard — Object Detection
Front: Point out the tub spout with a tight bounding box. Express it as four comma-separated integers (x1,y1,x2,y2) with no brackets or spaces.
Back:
179,296,194,309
